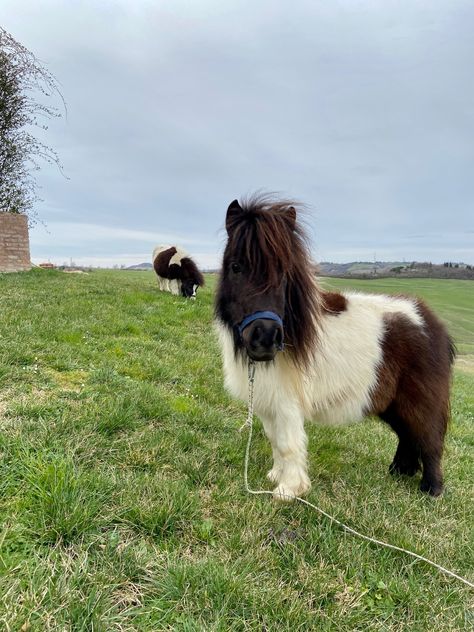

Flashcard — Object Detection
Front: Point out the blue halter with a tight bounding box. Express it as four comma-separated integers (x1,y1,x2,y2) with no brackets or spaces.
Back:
237,311,284,348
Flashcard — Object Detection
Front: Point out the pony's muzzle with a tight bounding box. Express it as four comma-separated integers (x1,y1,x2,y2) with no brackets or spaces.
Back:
242,319,284,362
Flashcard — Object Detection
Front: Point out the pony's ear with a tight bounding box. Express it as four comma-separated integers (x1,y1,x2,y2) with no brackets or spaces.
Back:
226,199,243,234
286,206,297,231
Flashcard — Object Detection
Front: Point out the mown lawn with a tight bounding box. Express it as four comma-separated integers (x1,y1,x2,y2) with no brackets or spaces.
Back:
0,269,472,631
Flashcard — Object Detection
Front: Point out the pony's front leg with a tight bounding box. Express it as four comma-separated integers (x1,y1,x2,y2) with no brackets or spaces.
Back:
260,415,284,484
170,279,181,296
260,405,310,501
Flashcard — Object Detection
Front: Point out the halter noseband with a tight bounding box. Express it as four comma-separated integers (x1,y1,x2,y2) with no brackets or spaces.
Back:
237,311,284,349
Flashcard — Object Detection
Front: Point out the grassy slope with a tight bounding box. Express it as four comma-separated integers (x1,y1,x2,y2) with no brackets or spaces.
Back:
0,270,472,631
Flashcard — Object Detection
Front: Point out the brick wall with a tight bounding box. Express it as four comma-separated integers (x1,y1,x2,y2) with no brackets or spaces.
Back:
0,213,31,272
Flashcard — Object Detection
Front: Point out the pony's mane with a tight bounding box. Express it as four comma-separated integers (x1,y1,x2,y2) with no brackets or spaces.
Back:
224,194,320,366
181,257,205,286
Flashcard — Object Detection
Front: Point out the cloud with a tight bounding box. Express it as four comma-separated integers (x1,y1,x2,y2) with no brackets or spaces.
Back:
29,220,220,268
30,221,215,247
2,0,473,264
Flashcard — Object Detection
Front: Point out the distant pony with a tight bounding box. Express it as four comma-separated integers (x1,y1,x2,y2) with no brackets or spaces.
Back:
215,195,455,499
153,246,204,299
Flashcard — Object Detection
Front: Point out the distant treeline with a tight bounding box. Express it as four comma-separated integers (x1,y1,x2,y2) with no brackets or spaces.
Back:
318,261,474,280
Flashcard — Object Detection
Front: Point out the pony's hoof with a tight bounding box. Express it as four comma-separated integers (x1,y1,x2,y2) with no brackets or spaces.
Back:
273,485,297,502
267,467,282,484
272,477,311,502
420,478,444,497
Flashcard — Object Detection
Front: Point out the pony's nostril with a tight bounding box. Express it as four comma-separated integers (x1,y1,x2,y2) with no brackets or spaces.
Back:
250,326,263,346
249,324,283,350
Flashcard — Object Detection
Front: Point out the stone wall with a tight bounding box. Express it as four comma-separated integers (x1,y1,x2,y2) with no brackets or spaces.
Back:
0,213,31,272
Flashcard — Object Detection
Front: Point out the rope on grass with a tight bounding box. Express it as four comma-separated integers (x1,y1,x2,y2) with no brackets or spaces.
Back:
241,360,474,590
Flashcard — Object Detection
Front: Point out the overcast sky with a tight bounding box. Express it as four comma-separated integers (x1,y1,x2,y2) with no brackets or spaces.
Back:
2,0,473,267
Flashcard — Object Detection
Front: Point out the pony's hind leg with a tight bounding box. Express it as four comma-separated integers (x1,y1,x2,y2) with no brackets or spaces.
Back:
381,404,446,496
389,439,420,477
418,414,446,496
380,407,421,477
405,408,446,497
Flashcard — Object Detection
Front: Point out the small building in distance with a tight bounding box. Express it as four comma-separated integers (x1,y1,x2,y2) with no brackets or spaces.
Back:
0,213,31,272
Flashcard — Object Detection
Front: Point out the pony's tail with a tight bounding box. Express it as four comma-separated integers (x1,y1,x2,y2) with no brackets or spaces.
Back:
444,335,457,427
448,336,456,365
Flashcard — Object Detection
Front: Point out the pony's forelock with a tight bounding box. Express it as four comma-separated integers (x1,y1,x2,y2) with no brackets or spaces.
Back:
226,195,307,287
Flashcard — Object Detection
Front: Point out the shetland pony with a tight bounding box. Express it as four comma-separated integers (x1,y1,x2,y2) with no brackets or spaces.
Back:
153,245,204,299
215,196,455,499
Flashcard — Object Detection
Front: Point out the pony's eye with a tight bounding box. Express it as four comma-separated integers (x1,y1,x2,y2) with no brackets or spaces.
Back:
231,263,242,274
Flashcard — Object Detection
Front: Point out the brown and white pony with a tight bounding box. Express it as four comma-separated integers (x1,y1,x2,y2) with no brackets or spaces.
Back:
215,196,455,499
153,245,204,299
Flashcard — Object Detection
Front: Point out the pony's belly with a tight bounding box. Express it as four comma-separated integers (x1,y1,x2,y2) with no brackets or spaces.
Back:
309,399,366,426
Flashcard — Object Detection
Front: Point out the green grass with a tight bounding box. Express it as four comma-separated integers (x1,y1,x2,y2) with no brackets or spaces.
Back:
0,269,472,631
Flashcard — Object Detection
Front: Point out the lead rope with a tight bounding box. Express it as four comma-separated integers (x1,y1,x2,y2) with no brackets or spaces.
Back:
241,359,474,590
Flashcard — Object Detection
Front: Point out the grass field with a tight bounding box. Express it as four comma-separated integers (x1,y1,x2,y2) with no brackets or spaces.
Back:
0,269,472,631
